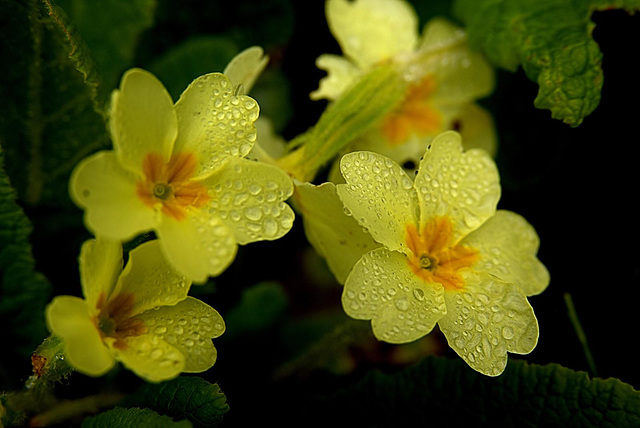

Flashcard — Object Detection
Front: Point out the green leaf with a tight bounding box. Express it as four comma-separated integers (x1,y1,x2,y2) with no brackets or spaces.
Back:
307,356,640,427
82,407,192,428
121,376,229,428
0,146,52,358
453,0,640,126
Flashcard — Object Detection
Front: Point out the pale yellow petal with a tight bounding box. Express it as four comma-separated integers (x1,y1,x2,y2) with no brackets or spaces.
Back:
70,151,158,241
203,157,294,245
45,296,115,377
113,240,191,315
462,210,549,296
114,334,184,383
173,73,260,179
343,248,446,344
438,271,539,376
326,0,418,68
155,211,237,283
414,131,500,242
450,103,497,157
137,297,225,373
223,46,269,94
337,151,418,253
79,238,123,308
295,181,381,284
418,17,467,53
110,68,178,174
310,54,360,101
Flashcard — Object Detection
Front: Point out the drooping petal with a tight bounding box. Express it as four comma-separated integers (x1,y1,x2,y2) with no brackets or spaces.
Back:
45,296,115,377
461,210,550,296
414,131,500,243
114,333,185,383
337,151,418,253
113,240,191,316
110,68,178,175
310,54,360,101
70,151,158,241
137,297,225,373
438,271,539,376
342,247,446,344
173,73,260,179
326,0,418,69
79,238,123,308
223,46,269,94
202,157,294,245
295,181,381,284
155,211,237,283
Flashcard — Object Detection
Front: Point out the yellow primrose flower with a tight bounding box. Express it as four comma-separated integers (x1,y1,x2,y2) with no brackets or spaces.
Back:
337,131,549,376
70,67,295,283
45,238,225,383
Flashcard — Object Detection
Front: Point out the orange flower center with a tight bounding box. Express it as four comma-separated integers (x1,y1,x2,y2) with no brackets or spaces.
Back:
95,292,147,350
380,75,442,145
136,152,210,221
405,217,478,291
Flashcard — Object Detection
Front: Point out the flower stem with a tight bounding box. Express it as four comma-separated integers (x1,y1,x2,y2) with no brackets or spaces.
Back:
563,292,597,377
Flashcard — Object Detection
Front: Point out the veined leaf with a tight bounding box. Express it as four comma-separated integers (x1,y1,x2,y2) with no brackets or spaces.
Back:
82,407,192,428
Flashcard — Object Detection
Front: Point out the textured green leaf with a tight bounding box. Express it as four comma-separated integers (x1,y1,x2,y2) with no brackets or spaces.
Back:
82,407,192,428
0,146,52,359
453,0,640,126
307,356,640,427
121,376,229,428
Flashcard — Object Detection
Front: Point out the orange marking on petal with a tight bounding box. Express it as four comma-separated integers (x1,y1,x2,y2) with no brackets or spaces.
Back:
96,292,148,351
405,217,478,291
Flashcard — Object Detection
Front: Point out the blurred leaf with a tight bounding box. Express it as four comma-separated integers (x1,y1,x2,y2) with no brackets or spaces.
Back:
0,146,52,359
307,356,640,427
224,281,288,339
82,407,192,428
453,0,640,126
0,0,110,207
121,376,229,428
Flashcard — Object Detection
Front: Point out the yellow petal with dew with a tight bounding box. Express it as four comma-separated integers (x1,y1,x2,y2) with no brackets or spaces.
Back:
249,117,287,162
310,54,360,101
137,297,225,373
223,46,269,94
462,210,549,296
449,103,497,158
203,157,294,245
173,73,260,179
326,0,418,69
110,68,178,175
112,240,191,316
70,151,158,241
79,238,123,309
155,210,237,283
414,131,500,243
295,181,381,284
114,333,185,383
337,151,418,253
45,296,115,377
438,271,539,376
343,247,446,344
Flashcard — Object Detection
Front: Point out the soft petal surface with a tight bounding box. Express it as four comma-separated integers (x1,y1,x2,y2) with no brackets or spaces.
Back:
451,103,497,157
337,151,418,252
155,211,237,283
113,240,191,315
223,46,269,94
138,297,225,373
414,131,500,242
79,238,123,308
310,54,360,100
70,151,157,240
438,271,539,376
462,210,549,296
45,296,115,377
110,68,177,174
326,0,418,68
295,181,381,284
343,248,446,344
173,73,260,179
203,157,294,245
114,334,184,383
